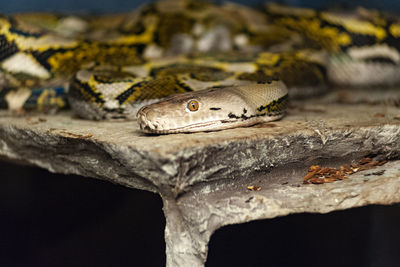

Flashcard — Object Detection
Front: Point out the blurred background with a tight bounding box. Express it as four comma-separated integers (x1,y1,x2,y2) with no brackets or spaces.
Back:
1,0,400,266
2,0,400,13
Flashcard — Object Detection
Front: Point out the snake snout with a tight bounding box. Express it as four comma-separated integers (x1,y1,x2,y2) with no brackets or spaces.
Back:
137,105,166,133
137,106,156,132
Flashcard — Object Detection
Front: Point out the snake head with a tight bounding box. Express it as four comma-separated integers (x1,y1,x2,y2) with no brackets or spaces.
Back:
136,87,238,134
137,82,288,134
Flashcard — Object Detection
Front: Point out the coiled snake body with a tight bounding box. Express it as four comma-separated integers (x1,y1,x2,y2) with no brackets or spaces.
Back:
1,0,400,133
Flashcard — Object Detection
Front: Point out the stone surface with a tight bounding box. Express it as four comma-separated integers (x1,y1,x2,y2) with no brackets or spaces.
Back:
0,96,400,266
179,160,400,263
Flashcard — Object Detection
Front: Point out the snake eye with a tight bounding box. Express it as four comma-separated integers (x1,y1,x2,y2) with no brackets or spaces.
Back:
187,100,199,112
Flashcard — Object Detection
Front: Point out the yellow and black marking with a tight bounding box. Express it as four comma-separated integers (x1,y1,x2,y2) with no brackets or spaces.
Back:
150,63,233,81
92,72,137,84
70,77,105,106
237,71,280,84
119,76,193,104
389,22,400,38
245,52,327,87
0,86,68,110
25,86,68,110
69,71,194,109
267,13,350,51
257,94,289,115
384,21,400,51
34,42,146,75
266,4,399,52
188,52,258,63
0,34,19,61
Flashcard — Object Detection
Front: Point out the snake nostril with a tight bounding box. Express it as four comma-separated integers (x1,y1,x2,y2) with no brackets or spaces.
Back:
136,107,162,133
137,106,149,115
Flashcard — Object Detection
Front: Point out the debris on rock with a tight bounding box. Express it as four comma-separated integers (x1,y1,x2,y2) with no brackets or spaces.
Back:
247,185,261,191
303,158,388,184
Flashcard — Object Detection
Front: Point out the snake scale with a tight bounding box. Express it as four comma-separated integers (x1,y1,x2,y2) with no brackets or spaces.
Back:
1,0,400,133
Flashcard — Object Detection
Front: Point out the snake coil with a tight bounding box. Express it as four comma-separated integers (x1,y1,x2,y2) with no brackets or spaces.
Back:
0,0,400,133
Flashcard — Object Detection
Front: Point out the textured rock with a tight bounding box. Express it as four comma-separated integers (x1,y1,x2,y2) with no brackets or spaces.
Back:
0,97,400,266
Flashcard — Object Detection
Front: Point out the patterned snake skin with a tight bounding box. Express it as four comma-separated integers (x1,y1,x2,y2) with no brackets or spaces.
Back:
1,0,400,133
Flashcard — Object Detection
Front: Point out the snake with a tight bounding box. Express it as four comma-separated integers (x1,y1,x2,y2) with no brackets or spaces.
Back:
1,0,400,134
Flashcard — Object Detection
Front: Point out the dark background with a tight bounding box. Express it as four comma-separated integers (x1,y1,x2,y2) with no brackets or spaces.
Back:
1,0,400,266
1,160,400,267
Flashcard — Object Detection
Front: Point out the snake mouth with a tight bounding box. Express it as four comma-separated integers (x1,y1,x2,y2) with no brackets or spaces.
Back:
137,111,229,134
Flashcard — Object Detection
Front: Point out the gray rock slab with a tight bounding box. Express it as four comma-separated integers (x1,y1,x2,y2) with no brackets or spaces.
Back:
0,99,400,266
